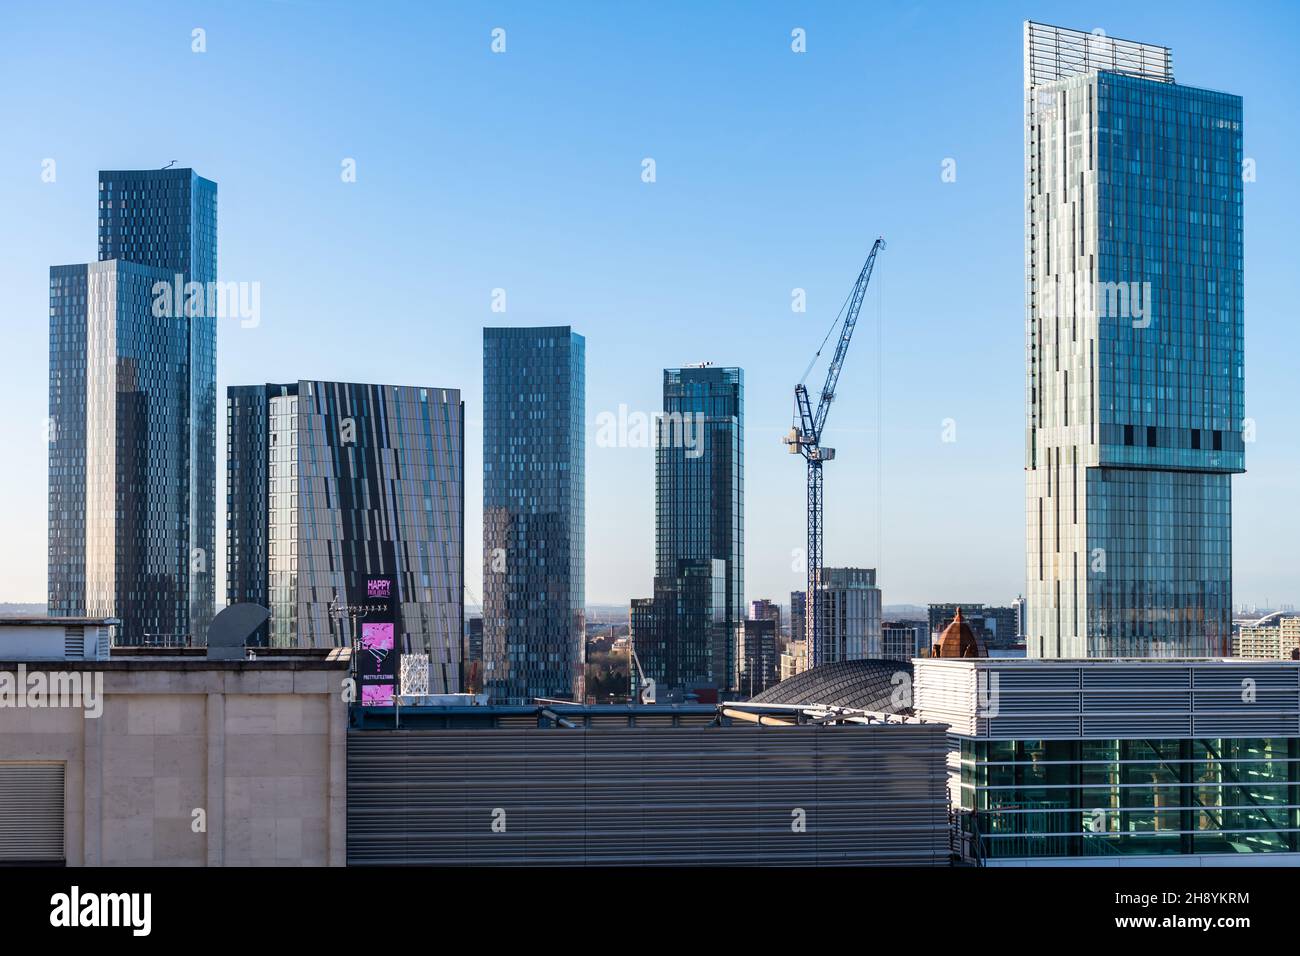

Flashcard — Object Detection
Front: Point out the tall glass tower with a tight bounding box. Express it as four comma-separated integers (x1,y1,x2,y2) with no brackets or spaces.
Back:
1023,23,1244,657
48,168,218,644
632,365,744,695
482,327,585,703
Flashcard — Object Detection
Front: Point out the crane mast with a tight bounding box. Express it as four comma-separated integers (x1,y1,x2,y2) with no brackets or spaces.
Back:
784,238,885,668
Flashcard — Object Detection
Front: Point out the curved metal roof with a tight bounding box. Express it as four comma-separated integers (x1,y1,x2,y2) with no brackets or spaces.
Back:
749,659,914,714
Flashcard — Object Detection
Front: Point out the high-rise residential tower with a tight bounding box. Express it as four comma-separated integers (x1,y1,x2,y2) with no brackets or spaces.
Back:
790,589,806,645
226,381,464,690
749,598,780,631
1024,23,1244,657
48,168,218,644
817,567,882,662
737,617,778,695
482,327,585,703
655,366,744,621
631,365,744,698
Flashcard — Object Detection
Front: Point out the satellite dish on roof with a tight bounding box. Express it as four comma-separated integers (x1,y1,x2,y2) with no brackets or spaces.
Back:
207,603,270,660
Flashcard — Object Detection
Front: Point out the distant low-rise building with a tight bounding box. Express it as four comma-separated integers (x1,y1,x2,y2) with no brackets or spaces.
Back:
882,621,928,660
780,639,808,681
749,599,780,629
737,617,778,695
1234,616,1300,660
790,590,806,644
465,616,483,665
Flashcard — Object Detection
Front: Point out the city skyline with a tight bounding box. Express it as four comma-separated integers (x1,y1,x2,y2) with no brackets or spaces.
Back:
6,1,1300,901
3,1,1298,612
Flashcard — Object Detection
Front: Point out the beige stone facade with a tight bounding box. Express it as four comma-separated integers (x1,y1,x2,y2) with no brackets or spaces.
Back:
0,649,349,866
1233,618,1300,660
779,639,807,682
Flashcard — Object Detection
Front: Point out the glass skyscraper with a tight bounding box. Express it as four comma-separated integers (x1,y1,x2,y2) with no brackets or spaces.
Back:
631,365,744,696
48,168,218,644
482,327,585,703
1023,23,1244,658
226,381,465,691
631,558,727,698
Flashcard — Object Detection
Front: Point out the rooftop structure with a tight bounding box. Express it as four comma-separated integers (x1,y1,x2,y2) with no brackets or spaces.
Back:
0,645,349,865
0,617,118,661
932,607,987,659
347,691,949,866
750,659,912,714
914,656,1300,864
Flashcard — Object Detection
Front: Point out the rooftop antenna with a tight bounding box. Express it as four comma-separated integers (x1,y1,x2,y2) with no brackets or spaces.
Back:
161,160,177,170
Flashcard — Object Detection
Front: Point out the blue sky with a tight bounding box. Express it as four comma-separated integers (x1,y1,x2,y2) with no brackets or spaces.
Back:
1,0,1296,610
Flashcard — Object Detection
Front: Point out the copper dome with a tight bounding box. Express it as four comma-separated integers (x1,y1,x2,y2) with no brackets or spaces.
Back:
933,607,986,658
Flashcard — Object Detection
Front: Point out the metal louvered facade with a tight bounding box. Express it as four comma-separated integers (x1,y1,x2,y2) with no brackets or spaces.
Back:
915,659,1300,740
0,762,65,863
347,718,950,866
915,659,1300,863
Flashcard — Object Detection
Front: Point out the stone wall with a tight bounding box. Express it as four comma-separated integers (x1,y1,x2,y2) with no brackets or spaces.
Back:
0,658,348,866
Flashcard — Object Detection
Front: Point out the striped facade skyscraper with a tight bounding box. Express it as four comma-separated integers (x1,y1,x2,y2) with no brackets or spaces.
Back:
225,380,465,692
1024,23,1244,657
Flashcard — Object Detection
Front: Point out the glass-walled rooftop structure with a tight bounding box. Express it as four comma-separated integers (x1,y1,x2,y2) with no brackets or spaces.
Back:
960,736,1297,859
915,658,1300,864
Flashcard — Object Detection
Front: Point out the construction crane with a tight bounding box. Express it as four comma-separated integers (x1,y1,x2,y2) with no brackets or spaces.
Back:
784,237,885,668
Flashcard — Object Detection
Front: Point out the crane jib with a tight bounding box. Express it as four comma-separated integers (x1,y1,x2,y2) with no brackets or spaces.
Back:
788,237,885,669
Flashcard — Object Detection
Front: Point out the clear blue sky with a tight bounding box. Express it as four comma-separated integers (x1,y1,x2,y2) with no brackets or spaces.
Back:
2,0,1296,611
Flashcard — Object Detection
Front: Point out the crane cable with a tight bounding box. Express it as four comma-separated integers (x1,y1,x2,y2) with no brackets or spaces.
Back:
464,583,483,613
798,282,856,387
794,281,856,426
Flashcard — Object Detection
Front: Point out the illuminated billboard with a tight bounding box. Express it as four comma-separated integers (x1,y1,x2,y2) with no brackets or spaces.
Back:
358,577,398,705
